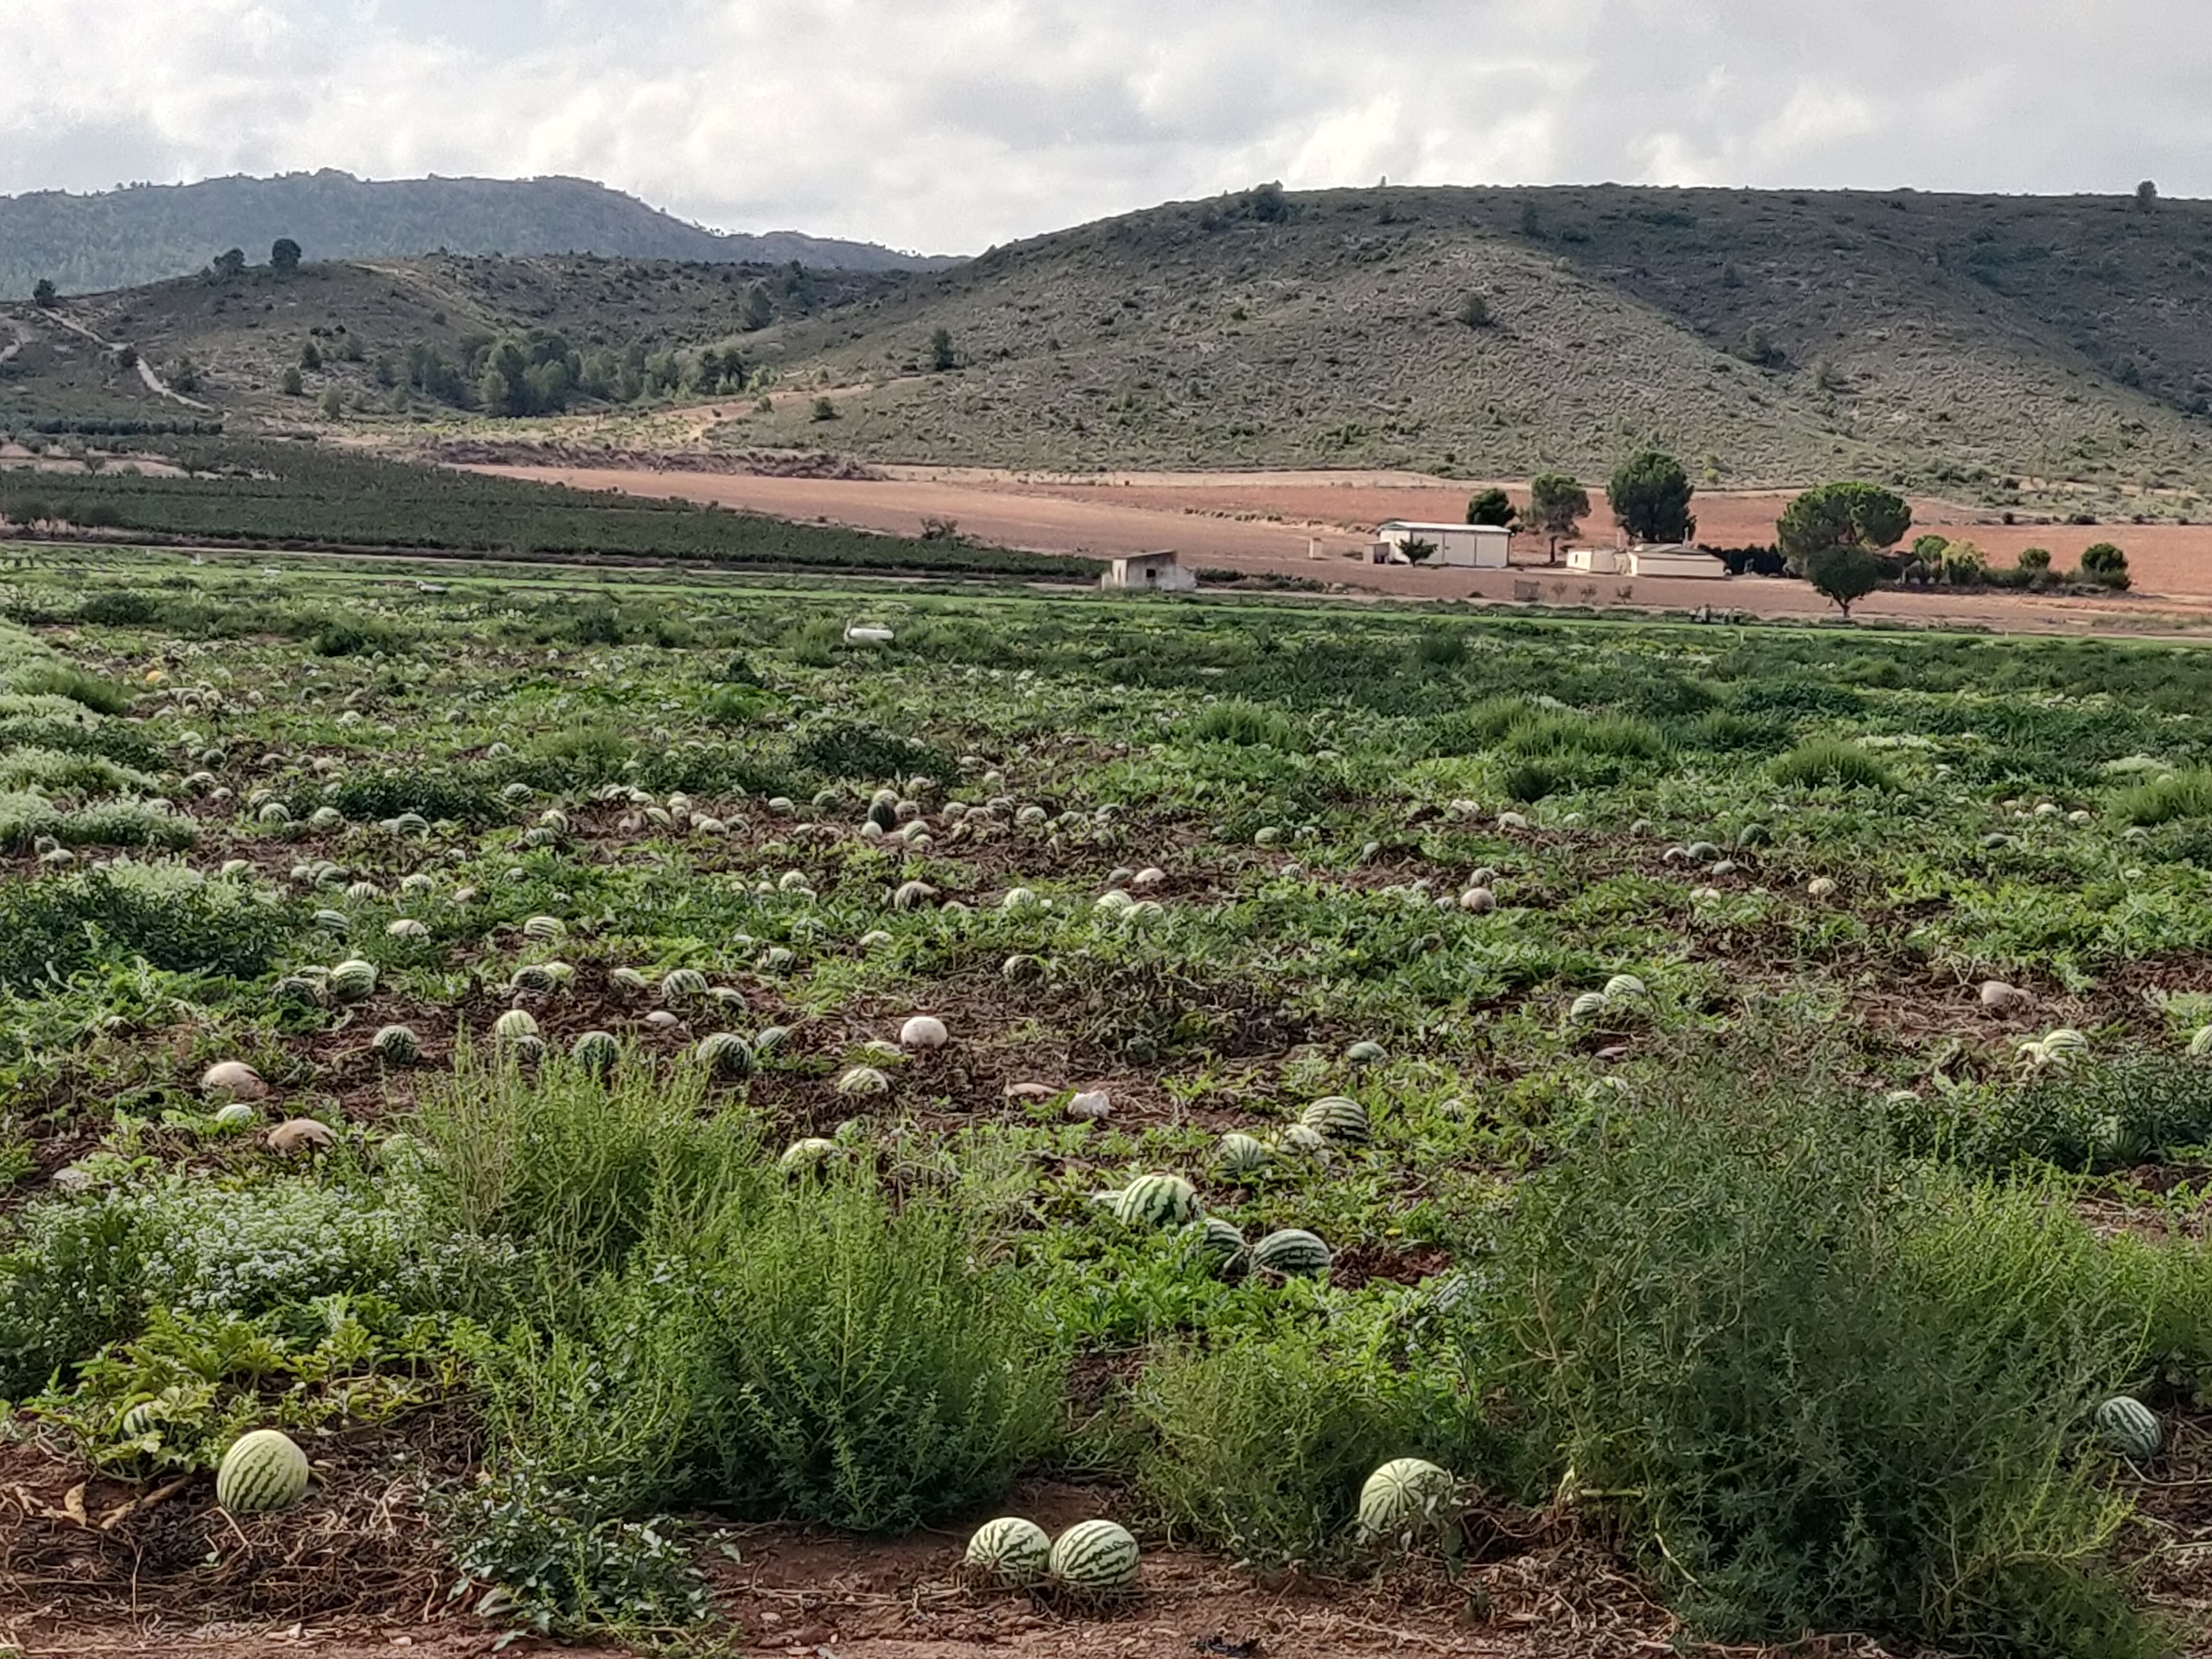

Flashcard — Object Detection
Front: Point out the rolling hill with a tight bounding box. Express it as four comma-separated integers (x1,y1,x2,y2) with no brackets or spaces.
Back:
718,183,2212,505
0,171,950,299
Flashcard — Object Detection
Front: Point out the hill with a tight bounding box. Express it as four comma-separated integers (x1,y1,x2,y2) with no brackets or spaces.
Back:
715,183,2212,505
0,171,949,299
0,254,912,428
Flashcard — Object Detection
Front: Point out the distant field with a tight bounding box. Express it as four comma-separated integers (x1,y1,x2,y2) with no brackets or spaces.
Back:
468,461,2212,630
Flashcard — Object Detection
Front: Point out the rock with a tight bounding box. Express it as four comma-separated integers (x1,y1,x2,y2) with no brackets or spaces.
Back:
1067,1089,1112,1121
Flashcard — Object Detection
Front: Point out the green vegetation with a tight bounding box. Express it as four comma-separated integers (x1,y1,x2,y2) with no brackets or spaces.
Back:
0,439,1097,578
4,555,2212,1651
1777,480,1914,573
1608,448,1696,543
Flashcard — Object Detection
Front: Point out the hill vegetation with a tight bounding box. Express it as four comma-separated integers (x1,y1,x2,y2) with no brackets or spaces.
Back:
0,254,908,428
722,182,2212,504
0,170,949,299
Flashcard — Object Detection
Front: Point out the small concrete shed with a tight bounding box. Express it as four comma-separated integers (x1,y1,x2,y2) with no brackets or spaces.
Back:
1625,545,1729,580
1373,521,1510,569
1101,550,1197,591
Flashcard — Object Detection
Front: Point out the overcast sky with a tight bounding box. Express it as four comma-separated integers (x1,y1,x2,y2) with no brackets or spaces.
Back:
5,1,2203,253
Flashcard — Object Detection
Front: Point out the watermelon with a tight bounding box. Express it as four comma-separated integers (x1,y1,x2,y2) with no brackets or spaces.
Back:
660,968,709,1001
345,880,381,902
1300,1096,1370,1143
385,918,430,940
1003,952,1047,985
371,1024,421,1064
1216,1132,1271,1178
216,1429,312,1513
753,1024,792,1056
2095,1395,2162,1461
212,1101,258,1131
1603,974,1647,1001
1252,1228,1332,1279
779,1137,842,1174
1344,1040,1386,1066
1274,1123,1331,1162
571,1030,621,1072
893,879,938,911
200,1060,267,1101
1189,1216,1246,1267
118,1398,162,1439
509,963,559,993
836,1064,891,1096
327,960,378,1002
609,967,650,993
966,1515,1051,1585
900,1014,950,1050
492,1009,540,1044
1112,1173,1201,1229
1357,1457,1455,1543
1570,991,1610,1021
1048,1519,1139,1591
696,1033,757,1079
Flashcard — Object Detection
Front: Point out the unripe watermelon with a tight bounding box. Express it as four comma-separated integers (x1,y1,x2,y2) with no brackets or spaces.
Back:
216,1429,312,1513
836,1065,891,1095
696,1032,756,1079
966,1516,1051,1585
1112,1173,1201,1229
522,915,565,941
212,1101,258,1131
371,1024,421,1064
1603,973,1647,1001
326,960,378,1002
1358,1457,1454,1543
571,1030,621,1072
1189,1216,1246,1267
753,1024,791,1056
1301,1096,1370,1143
1047,1519,1139,1591
609,966,650,993
1344,1040,1386,1066
493,1009,540,1044
1216,1132,1271,1177
1274,1123,1330,1162
2095,1395,2162,1461
1252,1227,1332,1278
660,967,708,1001
509,963,559,993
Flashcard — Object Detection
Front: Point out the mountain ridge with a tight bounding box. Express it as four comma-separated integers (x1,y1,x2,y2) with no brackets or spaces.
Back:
0,170,952,298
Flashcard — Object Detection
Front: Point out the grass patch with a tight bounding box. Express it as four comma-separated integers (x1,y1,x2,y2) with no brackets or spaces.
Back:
1770,738,1899,791
2116,770,2212,826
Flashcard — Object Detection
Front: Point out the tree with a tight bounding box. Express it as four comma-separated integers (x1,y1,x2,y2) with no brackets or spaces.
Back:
1775,481,1912,575
31,278,56,308
930,327,957,372
1806,543,1880,618
2018,546,2052,571
739,283,774,332
113,345,138,371
2080,541,2129,589
2137,180,2159,213
214,248,246,279
812,397,840,422
1249,181,1289,222
280,367,304,397
319,385,345,420
271,238,302,275
1466,487,1517,528
1608,450,1696,544
1528,472,1590,563
1400,537,1438,566
299,340,322,371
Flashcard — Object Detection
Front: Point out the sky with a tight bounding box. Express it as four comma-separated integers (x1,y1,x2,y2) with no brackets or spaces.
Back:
4,0,2206,254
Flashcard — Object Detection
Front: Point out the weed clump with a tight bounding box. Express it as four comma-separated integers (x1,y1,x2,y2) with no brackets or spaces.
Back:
1770,738,1899,791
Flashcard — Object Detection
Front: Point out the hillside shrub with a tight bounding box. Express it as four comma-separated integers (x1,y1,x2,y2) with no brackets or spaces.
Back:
1770,739,1898,791
1490,1079,2164,1657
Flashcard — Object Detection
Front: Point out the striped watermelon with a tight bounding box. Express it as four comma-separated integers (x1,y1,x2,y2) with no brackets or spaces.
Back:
493,1009,540,1044
371,1024,421,1064
696,1033,757,1079
211,1101,258,1131
1357,1457,1454,1543
753,1025,792,1056
1603,974,1647,1001
509,963,559,992
965,1516,1051,1585
1216,1132,1271,1178
1048,1519,1139,1591
571,1030,621,1072
1301,1096,1370,1143
118,1399,160,1438
660,968,709,1001
1570,991,1610,1021
2095,1395,2162,1461
836,1064,891,1095
216,1429,312,1513
1343,1040,1386,1066
1274,1123,1331,1162
609,967,650,993
1188,1217,1246,1267
1112,1173,1201,1229
1252,1228,1332,1279
327,960,378,1002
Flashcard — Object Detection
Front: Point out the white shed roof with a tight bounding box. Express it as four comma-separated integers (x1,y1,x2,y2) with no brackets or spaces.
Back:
1378,520,1505,533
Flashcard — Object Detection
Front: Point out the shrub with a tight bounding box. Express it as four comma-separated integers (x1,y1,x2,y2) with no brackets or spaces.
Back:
1489,1076,2164,1656
1134,1315,1471,1567
792,721,953,783
1187,700,1307,751
312,615,404,657
76,589,164,626
2115,769,2212,825
1499,758,1559,804
7,662,129,715
0,747,156,796
138,1175,420,1318
2080,543,2130,589
2020,547,2053,572
0,867,276,989
0,1192,147,1397
332,773,499,825
1770,739,1898,791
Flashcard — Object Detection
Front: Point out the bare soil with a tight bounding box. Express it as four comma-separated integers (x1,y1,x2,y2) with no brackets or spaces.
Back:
463,464,2212,635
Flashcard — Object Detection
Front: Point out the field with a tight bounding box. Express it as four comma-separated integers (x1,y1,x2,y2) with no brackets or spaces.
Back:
13,547,2212,1657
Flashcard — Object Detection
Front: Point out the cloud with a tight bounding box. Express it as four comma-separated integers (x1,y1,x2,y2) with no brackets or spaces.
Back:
2,0,2209,252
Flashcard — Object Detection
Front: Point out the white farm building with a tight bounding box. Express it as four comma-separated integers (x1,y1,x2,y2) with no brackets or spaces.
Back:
1100,550,1198,591
1625,545,1728,579
1372,521,1510,569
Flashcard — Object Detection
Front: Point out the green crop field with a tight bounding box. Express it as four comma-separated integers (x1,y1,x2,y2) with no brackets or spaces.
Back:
8,548,2212,1655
